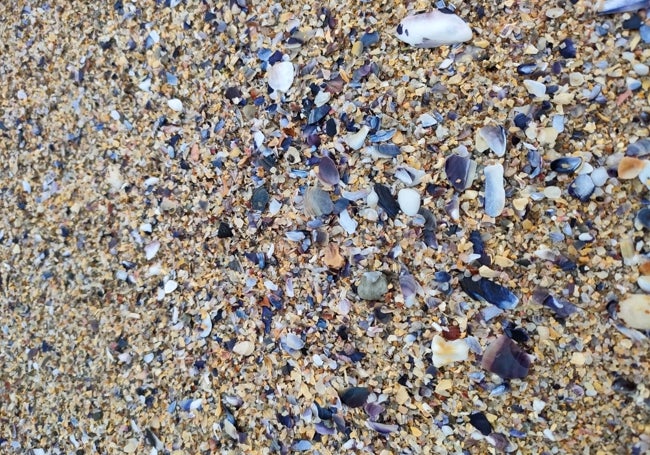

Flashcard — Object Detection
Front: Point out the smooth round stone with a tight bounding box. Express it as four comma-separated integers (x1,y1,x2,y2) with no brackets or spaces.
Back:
397,188,421,216
638,276,650,293
168,98,183,112
633,63,649,77
544,186,562,199
590,167,608,186
357,271,388,301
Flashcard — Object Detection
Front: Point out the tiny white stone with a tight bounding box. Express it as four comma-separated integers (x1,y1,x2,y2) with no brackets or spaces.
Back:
543,186,562,199
110,110,121,121
533,398,546,412
484,164,505,217
268,61,295,92
144,240,160,260
283,333,305,350
397,188,421,216
164,280,178,294
638,276,650,293
366,188,379,207
138,78,151,91
418,113,437,127
523,79,547,98
396,10,472,48
148,30,160,43
168,98,183,112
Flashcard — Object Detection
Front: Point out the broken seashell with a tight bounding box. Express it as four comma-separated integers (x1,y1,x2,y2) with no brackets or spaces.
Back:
481,335,532,379
618,294,650,329
268,61,295,92
395,10,472,48
476,125,507,157
431,335,469,368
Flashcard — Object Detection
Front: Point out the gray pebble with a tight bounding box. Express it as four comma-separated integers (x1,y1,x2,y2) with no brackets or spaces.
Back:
357,271,388,301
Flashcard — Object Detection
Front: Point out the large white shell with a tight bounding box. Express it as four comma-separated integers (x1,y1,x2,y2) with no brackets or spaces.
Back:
268,61,295,92
395,10,472,48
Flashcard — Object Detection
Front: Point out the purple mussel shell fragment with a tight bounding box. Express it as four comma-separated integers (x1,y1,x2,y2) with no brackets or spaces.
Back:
481,335,532,379
445,154,476,192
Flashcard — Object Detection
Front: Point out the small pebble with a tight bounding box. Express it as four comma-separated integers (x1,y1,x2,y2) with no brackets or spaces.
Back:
233,340,255,356
633,63,649,77
543,186,562,199
357,271,388,301
523,80,547,98
397,188,421,216
590,167,609,186
167,98,183,112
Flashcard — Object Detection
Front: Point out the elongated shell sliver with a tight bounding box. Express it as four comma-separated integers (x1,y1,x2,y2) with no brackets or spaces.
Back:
396,10,473,48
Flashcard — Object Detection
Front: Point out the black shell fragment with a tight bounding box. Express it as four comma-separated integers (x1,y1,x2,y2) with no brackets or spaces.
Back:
339,387,370,408
217,222,234,238
469,411,493,436
481,335,532,379
460,277,519,310
251,186,270,211
550,156,582,174
568,174,595,202
374,183,400,218
611,377,637,393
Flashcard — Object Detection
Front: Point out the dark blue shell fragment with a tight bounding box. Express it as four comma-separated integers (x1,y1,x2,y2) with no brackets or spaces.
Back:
374,183,399,218
339,387,369,408
460,277,519,310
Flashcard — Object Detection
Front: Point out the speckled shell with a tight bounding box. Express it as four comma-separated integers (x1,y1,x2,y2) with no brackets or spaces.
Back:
395,11,473,48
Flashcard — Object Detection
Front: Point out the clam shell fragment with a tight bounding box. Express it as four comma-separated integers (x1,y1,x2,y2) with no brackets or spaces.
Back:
395,10,472,48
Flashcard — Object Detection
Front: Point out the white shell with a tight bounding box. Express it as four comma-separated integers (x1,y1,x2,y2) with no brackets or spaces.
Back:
395,11,472,48
484,164,505,217
268,61,295,92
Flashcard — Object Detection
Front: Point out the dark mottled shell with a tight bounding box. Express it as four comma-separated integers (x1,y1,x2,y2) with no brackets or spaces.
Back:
308,104,330,124
636,207,650,229
550,156,582,174
469,411,493,436
445,154,474,192
316,156,340,186
627,138,650,157
374,183,400,218
460,277,519,310
251,186,269,211
339,387,369,408
481,335,531,379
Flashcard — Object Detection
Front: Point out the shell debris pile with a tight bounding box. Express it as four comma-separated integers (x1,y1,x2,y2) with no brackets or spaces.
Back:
0,0,649,454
